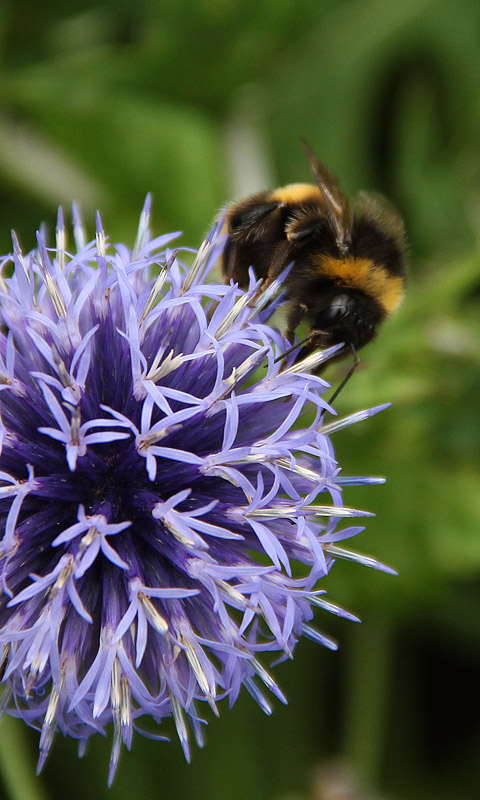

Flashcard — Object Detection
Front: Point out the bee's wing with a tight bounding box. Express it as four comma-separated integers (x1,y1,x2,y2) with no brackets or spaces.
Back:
354,191,405,245
300,139,345,204
300,139,351,252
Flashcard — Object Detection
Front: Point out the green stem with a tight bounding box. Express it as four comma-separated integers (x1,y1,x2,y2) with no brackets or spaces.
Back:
342,618,393,782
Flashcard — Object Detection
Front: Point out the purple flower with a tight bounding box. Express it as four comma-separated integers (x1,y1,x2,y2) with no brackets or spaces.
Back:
0,198,392,783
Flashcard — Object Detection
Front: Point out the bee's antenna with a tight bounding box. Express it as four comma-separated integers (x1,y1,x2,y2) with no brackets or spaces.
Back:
273,333,315,364
328,344,360,405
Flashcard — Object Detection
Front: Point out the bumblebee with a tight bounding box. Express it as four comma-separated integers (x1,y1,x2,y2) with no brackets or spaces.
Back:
221,141,406,374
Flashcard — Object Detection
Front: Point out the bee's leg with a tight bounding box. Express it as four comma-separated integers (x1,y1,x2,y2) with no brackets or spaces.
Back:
285,301,308,343
222,237,240,280
248,240,293,306
273,332,316,365
272,303,311,367
258,240,294,289
328,344,360,405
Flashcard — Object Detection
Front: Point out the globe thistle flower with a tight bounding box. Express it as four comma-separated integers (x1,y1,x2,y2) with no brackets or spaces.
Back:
0,197,392,784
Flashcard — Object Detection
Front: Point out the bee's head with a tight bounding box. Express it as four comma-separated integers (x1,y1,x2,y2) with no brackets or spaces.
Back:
306,288,385,353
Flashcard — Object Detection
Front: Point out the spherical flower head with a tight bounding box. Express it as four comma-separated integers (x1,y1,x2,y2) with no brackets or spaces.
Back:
0,197,393,784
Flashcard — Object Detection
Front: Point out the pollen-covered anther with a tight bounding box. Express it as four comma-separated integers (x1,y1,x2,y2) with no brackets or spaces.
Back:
244,503,372,519
144,349,185,382
213,293,251,339
49,557,74,596
0,374,26,397
65,404,81,445
276,457,320,482
36,265,67,319
132,193,153,258
322,544,397,575
251,657,287,705
108,658,133,786
214,578,248,609
198,462,244,490
319,403,391,435
55,209,66,265
137,424,183,450
77,525,97,556
180,635,217,713
181,219,221,293
244,264,283,310
45,340,73,388
207,347,270,411
140,269,170,323
170,693,190,761
281,348,336,375
11,231,30,284
95,212,107,257
164,519,206,550
0,643,10,679
200,452,269,474
111,657,132,731
137,592,169,635
39,684,60,764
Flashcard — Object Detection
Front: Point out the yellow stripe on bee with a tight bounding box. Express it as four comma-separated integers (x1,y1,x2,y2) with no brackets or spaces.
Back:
270,183,322,205
315,255,404,315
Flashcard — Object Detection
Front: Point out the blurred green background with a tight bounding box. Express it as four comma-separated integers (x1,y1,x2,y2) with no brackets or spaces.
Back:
0,1,479,799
